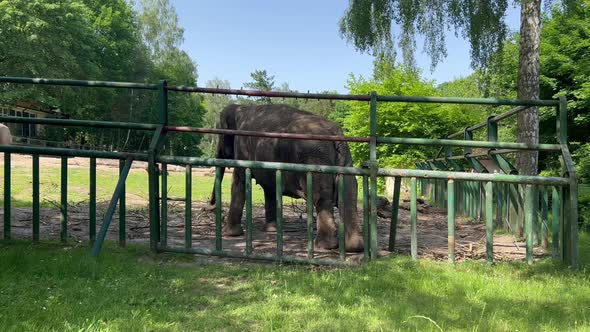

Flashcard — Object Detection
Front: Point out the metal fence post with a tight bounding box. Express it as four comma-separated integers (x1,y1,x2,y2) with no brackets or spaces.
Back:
60,157,68,243
369,91,379,260
558,96,579,268
32,154,39,242
447,179,455,263
185,164,192,249
89,157,96,244
119,159,126,247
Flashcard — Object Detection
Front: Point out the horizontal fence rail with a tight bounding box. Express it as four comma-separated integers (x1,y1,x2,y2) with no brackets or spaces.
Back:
166,85,560,106
0,116,160,130
0,76,158,90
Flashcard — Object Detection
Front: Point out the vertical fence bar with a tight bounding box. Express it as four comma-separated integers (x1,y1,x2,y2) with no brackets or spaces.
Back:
3,152,10,240
388,176,401,251
276,170,283,261
533,186,539,246
552,186,561,259
185,164,192,249
517,184,525,237
369,171,378,259
161,162,168,247
448,179,455,264
369,91,379,260
503,183,510,231
245,168,253,256
214,166,222,252
469,182,473,218
32,154,40,242
119,159,126,247
561,183,569,262
338,175,345,260
485,181,494,264
541,187,549,249
495,183,502,228
89,157,96,244
525,184,534,264
410,177,418,260
479,183,485,221
60,157,68,243
362,176,370,261
567,181,579,268
149,82,167,252
306,172,314,259
559,96,579,268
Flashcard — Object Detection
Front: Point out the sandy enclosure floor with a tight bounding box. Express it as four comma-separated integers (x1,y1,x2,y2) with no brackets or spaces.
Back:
0,202,546,263
0,155,546,263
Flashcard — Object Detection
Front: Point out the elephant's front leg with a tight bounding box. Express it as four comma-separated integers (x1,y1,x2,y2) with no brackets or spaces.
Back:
223,168,245,236
263,186,278,232
315,198,338,250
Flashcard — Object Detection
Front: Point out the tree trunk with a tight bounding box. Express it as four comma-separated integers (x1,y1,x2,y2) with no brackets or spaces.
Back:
516,0,542,176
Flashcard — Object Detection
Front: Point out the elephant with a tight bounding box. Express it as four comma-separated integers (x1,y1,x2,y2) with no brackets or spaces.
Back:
209,103,364,252
0,124,11,145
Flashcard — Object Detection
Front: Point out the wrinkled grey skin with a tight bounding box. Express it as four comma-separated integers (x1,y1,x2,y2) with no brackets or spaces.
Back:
209,104,364,252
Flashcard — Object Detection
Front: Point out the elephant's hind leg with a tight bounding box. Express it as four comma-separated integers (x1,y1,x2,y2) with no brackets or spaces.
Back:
223,168,245,236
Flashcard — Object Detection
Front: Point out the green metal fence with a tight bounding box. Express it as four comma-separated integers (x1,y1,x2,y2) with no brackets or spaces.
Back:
419,98,579,267
0,76,579,268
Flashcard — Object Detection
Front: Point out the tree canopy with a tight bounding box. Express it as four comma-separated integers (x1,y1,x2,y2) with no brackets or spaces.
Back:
339,0,509,69
342,60,480,168
0,0,203,155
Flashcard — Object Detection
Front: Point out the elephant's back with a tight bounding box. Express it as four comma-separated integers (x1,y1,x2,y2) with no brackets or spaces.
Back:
234,104,343,135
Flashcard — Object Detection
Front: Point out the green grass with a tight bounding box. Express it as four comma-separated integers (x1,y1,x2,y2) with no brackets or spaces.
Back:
1,165,590,331
0,237,589,331
0,165,268,208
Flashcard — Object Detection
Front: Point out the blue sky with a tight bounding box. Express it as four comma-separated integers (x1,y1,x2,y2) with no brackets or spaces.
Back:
172,1,521,93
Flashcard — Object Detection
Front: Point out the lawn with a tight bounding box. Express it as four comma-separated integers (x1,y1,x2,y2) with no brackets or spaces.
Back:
1,163,590,331
0,163,267,208
0,235,589,331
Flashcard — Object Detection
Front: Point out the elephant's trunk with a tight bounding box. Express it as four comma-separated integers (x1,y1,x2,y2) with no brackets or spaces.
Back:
208,166,225,206
208,105,238,206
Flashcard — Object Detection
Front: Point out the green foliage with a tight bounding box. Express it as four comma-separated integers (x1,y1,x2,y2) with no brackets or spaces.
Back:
342,63,480,167
581,185,590,231
0,0,203,156
339,0,509,69
200,78,235,157
244,69,275,103
136,0,184,58
539,1,590,146
481,2,590,174
574,143,590,182
0,0,99,78
136,0,204,156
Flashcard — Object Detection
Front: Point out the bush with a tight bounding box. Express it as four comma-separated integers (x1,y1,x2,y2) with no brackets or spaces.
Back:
580,191,590,232
573,143,590,183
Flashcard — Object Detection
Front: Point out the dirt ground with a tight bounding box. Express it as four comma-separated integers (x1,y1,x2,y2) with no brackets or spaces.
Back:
1,155,546,263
